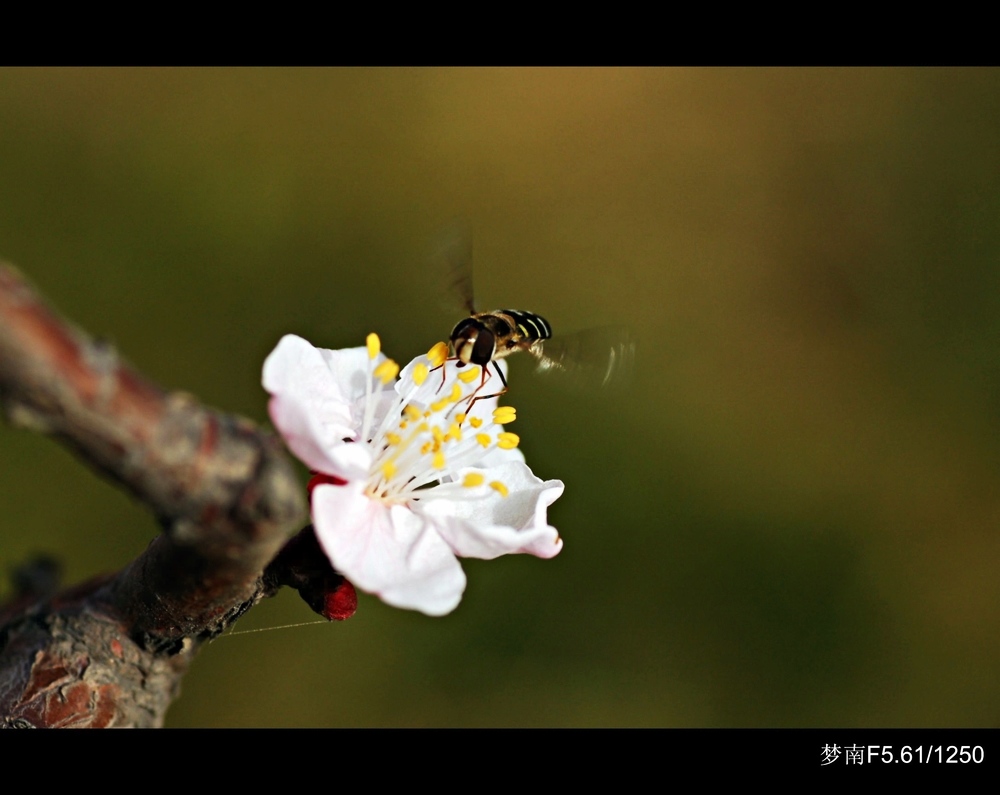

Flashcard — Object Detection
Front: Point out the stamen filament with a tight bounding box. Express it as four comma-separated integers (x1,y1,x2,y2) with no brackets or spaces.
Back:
360,333,381,443
355,336,528,506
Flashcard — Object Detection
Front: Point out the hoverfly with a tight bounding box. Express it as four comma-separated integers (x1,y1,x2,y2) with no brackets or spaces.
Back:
436,221,634,408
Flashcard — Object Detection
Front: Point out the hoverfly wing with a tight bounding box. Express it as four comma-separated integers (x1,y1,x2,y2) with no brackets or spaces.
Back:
532,326,635,389
430,220,633,391
433,217,477,316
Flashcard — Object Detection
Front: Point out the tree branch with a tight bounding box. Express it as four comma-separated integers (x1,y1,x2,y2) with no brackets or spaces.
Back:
0,261,325,727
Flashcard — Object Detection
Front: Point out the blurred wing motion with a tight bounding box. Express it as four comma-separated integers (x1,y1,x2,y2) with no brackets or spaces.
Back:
532,326,636,389
435,217,476,315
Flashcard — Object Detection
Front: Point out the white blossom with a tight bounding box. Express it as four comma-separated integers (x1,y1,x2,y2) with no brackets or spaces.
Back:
262,334,563,616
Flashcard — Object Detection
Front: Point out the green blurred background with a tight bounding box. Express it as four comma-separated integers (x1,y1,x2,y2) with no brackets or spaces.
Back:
2,68,999,726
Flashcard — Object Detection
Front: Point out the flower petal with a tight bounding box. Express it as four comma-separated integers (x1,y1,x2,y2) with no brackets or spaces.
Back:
312,481,467,616
264,333,385,406
264,334,394,479
267,395,370,478
419,461,564,560
475,444,527,469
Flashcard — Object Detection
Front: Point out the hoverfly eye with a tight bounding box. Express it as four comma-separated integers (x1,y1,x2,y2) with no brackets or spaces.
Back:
472,328,496,365
450,317,477,340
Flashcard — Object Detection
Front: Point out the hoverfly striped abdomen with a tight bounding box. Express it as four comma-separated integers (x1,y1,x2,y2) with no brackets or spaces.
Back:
499,309,552,346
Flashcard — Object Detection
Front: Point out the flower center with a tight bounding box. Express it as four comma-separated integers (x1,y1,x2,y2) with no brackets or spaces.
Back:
360,334,518,505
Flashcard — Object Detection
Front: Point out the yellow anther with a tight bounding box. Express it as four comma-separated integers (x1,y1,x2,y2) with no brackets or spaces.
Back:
399,421,408,429
489,481,509,498
421,441,432,455
469,417,483,429
413,363,429,386
492,406,516,425
497,432,520,450
385,432,401,446
449,383,463,403
446,422,462,441
381,461,397,480
432,451,446,469
430,398,449,413
366,333,381,360
462,472,485,488
458,366,481,384
373,359,399,384
404,404,422,421
432,426,445,443
455,413,467,424
427,341,449,367
476,433,492,448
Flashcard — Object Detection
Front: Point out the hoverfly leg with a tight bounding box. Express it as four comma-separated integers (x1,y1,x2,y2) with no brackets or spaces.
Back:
456,361,508,420
437,361,448,394
493,360,508,389
430,357,455,395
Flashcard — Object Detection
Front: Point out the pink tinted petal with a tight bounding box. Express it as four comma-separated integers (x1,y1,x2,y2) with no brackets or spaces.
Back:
312,482,467,616
421,461,564,560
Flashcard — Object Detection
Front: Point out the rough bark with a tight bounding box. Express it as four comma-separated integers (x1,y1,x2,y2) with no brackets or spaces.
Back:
0,262,335,727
